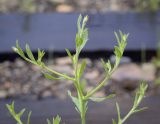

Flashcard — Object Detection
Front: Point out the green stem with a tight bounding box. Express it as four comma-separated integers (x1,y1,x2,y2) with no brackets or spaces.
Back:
84,66,118,100
84,76,109,100
17,119,23,124
81,102,86,124
74,54,86,124
120,108,134,124
24,57,75,81
43,66,75,81
78,93,86,124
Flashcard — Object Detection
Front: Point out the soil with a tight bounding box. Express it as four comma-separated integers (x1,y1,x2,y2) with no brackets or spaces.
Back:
0,0,136,13
0,57,159,101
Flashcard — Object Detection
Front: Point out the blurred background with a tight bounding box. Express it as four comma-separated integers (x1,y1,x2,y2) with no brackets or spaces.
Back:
0,0,160,124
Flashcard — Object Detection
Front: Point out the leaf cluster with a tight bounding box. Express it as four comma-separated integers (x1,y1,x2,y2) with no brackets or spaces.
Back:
6,102,61,124
6,102,32,124
47,115,61,124
112,83,148,124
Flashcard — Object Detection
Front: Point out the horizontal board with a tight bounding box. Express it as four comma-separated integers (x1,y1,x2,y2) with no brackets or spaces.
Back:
0,12,160,52
0,96,160,124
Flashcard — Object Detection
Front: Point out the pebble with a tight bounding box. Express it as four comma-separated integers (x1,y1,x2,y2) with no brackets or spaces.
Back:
0,58,157,100
0,90,7,99
56,4,74,13
55,57,72,65
141,63,156,82
0,0,136,13
111,64,143,81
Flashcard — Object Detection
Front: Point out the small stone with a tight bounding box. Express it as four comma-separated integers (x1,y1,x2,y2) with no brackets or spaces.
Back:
0,90,7,99
56,4,74,13
94,91,105,97
53,65,74,75
111,63,142,81
41,90,52,98
85,69,100,80
3,82,13,89
8,87,17,97
78,0,90,7
14,59,25,68
22,84,30,94
50,0,67,4
31,65,41,71
55,57,72,65
141,63,156,82
2,61,10,68
4,69,12,78
80,58,92,68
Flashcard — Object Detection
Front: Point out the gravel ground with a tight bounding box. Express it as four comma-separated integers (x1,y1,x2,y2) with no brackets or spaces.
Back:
0,57,159,101
0,0,135,13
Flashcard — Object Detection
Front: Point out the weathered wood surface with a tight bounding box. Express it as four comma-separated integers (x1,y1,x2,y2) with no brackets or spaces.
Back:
0,96,160,124
0,12,160,53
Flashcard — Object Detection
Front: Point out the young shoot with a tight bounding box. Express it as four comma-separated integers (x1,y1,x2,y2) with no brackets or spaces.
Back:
6,101,32,124
8,14,148,124
112,83,148,124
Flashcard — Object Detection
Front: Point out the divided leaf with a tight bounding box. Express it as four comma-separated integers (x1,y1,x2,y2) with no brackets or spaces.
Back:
113,83,148,124
101,59,112,74
37,48,45,63
75,15,89,54
114,46,122,58
6,101,32,124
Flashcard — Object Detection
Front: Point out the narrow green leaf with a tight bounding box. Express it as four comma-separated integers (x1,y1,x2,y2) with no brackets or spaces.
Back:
73,55,77,64
77,14,82,33
27,111,32,124
82,15,88,30
54,115,61,124
65,48,73,62
106,60,112,73
68,90,80,113
79,60,86,78
43,73,62,80
38,48,45,62
26,44,35,61
89,94,115,102
17,108,25,118
114,32,120,45
6,101,24,124
47,119,51,124
14,41,25,58
80,79,87,93
101,59,112,73
133,107,148,113
114,46,122,58
112,119,117,124
116,102,121,123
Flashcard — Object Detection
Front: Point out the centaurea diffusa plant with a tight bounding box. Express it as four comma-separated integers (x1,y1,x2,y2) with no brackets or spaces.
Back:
7,15,148,124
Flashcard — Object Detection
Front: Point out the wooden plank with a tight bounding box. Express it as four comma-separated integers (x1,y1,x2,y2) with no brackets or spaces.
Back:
0,12,160,53
0,96,160,124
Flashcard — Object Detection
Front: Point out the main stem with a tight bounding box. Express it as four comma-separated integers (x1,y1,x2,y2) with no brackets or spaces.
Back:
75,55,86,124
80,96,86,124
